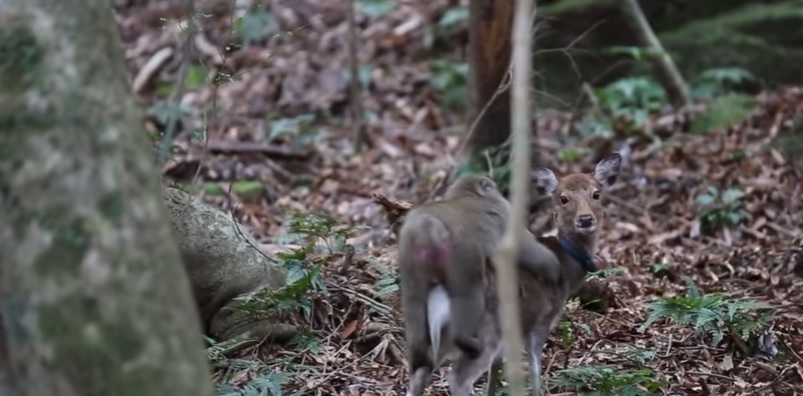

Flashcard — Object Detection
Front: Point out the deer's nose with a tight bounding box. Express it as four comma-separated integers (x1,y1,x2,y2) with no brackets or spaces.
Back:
577,215,595,228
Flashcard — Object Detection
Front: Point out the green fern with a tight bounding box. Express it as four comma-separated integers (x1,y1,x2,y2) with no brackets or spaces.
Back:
548,365,663,396
216,372,292,396
638,277,773,347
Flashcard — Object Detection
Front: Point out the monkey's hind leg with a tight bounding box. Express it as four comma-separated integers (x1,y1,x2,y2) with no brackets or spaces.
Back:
445,243,486,359
399,265,436,395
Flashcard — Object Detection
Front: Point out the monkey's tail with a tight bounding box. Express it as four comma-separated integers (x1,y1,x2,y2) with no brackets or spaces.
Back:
426,284,450,365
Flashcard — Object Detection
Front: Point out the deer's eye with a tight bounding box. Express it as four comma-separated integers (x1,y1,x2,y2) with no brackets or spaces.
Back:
559,195,569,205
592,190,601,200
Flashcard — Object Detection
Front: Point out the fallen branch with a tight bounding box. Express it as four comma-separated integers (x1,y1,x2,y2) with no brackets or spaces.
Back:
199,140,310,160
371,193,413,237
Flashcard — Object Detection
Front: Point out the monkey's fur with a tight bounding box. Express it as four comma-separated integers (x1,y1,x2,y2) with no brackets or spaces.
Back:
397,175,561,390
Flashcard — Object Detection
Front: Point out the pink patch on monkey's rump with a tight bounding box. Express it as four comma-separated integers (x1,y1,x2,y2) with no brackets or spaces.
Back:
414,238,453,262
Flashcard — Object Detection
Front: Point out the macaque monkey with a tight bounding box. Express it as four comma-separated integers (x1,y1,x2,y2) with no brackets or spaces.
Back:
403,154,622,396
397,175,562,396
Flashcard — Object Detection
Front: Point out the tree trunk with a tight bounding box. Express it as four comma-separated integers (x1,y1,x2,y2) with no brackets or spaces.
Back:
0,0,215,395
464,0,514,164
618,0,691,108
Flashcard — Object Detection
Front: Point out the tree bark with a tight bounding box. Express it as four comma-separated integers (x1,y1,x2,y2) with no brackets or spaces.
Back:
0,0,215,395
618,0,691,108
464,0,514,162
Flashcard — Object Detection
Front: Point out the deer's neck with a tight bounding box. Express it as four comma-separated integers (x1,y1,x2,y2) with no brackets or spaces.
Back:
556,231,599,291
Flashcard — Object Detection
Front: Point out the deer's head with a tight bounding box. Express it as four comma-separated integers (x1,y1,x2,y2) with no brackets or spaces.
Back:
531,154,621,249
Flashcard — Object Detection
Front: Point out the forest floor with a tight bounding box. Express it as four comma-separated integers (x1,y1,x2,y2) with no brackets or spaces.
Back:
115,1,803,395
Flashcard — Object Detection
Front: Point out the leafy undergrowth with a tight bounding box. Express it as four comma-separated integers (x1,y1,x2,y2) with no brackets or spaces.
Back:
113,0,803,395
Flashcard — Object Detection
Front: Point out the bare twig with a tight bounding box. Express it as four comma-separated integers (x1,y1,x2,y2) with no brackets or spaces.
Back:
189,0,238,186
371,192,413,237
158,0,196,167
200,139,310,160
346,0,369,151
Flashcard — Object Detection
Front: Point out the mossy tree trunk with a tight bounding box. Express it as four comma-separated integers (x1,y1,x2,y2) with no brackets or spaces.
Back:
0,0,216,395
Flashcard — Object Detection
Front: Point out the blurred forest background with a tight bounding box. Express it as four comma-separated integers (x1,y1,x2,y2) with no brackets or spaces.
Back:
2,0,803,395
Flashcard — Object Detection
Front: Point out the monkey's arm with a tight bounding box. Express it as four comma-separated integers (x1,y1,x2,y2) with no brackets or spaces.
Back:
515,234,561,283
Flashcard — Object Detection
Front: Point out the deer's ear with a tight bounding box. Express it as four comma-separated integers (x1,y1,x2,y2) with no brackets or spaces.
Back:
531,167,558,196
593,153,621,188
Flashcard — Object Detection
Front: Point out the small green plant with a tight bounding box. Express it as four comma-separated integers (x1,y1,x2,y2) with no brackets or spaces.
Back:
365,257,399,297
621,346,657,365
454,145,512,191
593,77,667,130
557,147,591,163
288,329,322,354
695,185,751,233
585,267,624,281
147,100,191,127
267,113,323,149
430,60,469,111
691,67,755,100
216,371,292,396
639,277,774,346
649,260,669,275
233,7,274,48
284,209,364,255
689,93,757,134
548,365,663,396
770,113,803,162
437,5,468,30
602,46,666,63
556,318,592,347
357,0,396,18
234,211,365,321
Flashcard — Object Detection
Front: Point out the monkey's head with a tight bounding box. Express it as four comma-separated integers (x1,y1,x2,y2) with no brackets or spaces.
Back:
531,153,621,240
443,175,505,201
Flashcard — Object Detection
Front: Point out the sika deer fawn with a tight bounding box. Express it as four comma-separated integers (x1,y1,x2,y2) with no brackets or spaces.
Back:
402,153,621,396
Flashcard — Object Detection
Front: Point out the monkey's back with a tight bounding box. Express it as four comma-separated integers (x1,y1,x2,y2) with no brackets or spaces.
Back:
403,195,508,248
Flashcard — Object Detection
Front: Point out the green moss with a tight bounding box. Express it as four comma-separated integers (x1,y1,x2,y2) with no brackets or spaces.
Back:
99,191,125,226
38,298,157,396
34,212,90,278
0,25,43,92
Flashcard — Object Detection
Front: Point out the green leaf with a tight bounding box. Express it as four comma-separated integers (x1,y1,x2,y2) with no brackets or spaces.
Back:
357,0,396,18
232,180,265,201
602,46,665,62
438,6,468,28
721,188,744,204
202,182,224,195
695,194,715,207
185,65,208,89
690,94,757,135
234,8,273,48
